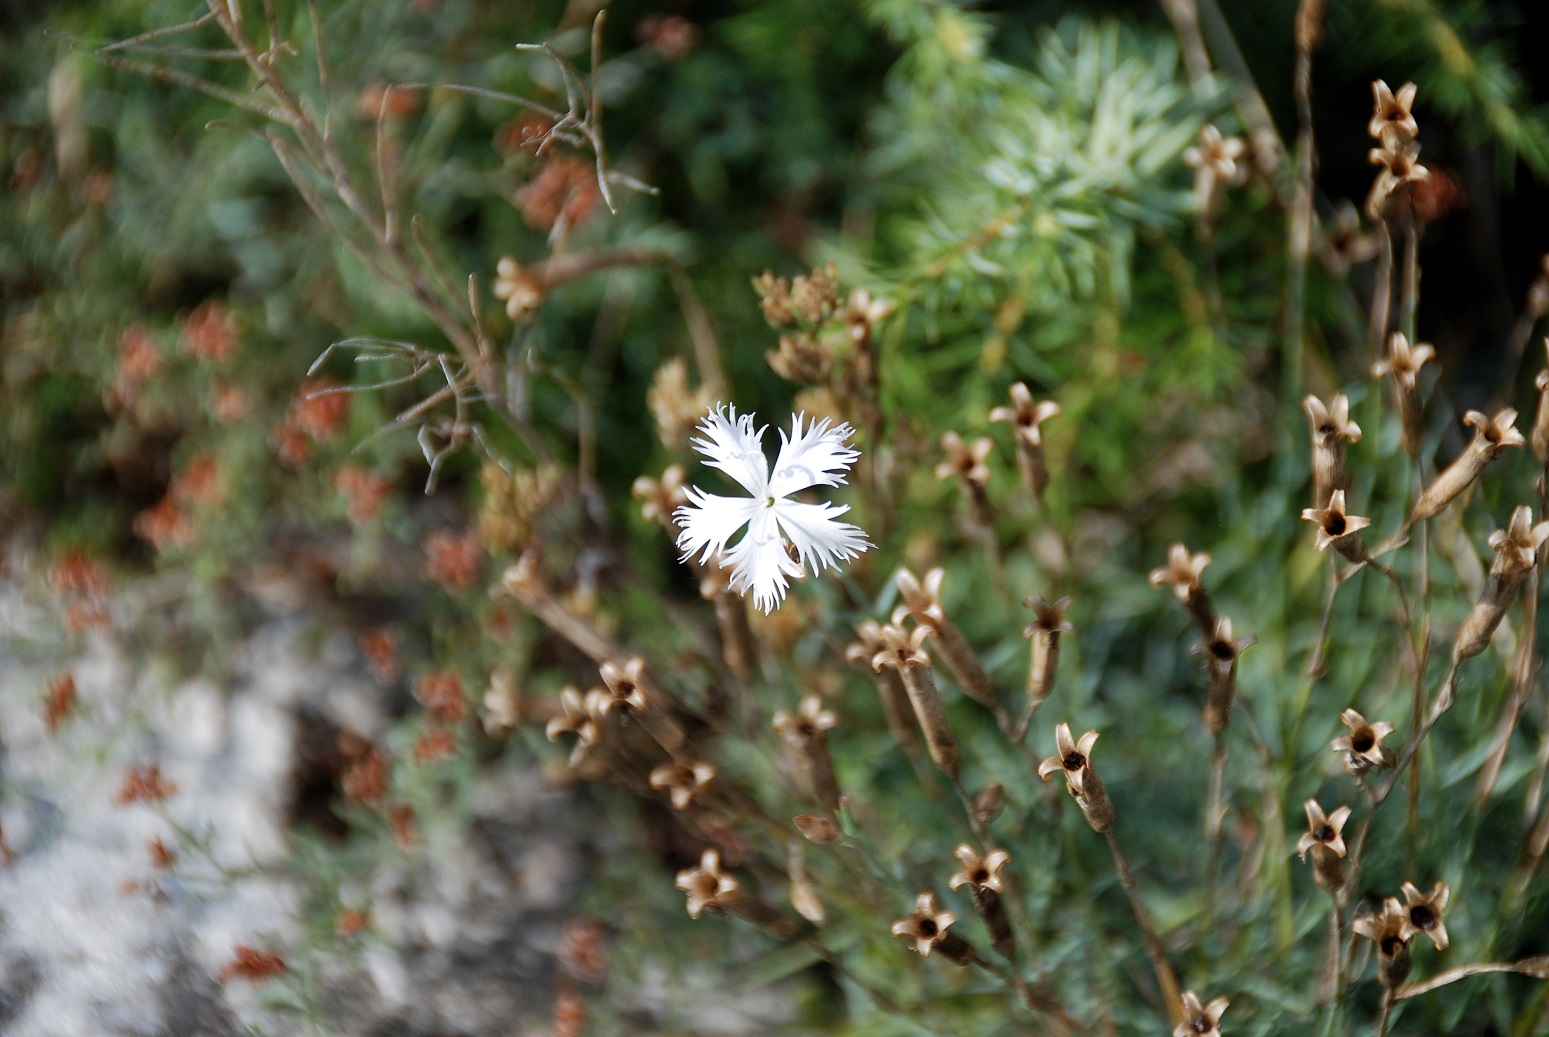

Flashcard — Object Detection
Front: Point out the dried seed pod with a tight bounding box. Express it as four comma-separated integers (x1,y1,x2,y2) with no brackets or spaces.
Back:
1022,596,1072,716
873,624,960,780
792,814,839,843
936,432,995,528
846,621,918,755
1296,799,1351,892
1331,708,1396,776
773,696,841,814
1454,506,1549,663
1304,394,1361,509
1399,880,1450,951
1354,898,1413,989
787,843,826,925
1037,723,1114,832
648,760,716,811
676,849,800,938
1413,409,1525,522
1173,991,1229,1037
973,782,1006,826
1149,543,1216,637
1301,489,1374,564
890,892,974,965
988,382,1060,503
948,845,1014,960
1193,617,1255,735
1372,332,1435,458
894,567,997,711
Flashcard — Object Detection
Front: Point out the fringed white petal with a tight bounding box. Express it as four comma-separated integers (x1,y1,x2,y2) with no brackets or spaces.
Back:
673,489,757,566
721,508,803,614
689,405,769,497
773,498,870,574
768,413,860,498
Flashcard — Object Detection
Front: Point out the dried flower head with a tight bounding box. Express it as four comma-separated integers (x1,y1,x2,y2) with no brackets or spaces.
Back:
752,271,797,328
1367,139,1430,220
42,672,77,736
1296,798,1350,891
424,528,483,591
1400,880,1450,950
989,383,1061,449
893,567,997,709
181,301,237,362
1353,897,1413,988
935,431,993,486
870,622,932,672
1022,594,1073,714
515,155,599,233
890,892,959,958
219,945,287,983
674,407,870,613
649,760,717,810
648,358,714,448
482,668,523,736
1488,505,1549,580
1194,616,1255,735
1301,490,1373,562
1185,124,1247,215
415,671,466,724
948,845,1010,895
1038,723,1114,831
1368,80,1419,146
1150,543,1212,604
1320,200,1380,277
675,848,739,919
842,287,892,343
632,464,688,528
116,765,177,805
1304,393,1361,507
767,332,835,383
494,256,544,319
1331,708,1396,775
545,686,606,765
597,657,651,716
1173,991,1229,1037
772,694,838,747
1371,331,1435,391
894,566,947,625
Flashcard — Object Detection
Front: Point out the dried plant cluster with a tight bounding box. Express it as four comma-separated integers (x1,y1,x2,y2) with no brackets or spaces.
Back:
10,1,1549,1035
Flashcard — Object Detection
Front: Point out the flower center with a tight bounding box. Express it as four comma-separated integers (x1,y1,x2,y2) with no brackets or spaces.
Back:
973,868,989,884
918,919,937,937
1063,751,1086,771
1191,1018,1211,1034
1314,825,1334,842
1209,640,1234,661
1352,731,1374,752
1381,935,1406,957
1410,905,1435,930
1325,514,1347,535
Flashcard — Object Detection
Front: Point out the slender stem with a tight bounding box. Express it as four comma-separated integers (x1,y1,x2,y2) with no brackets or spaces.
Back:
1320,889,1343,1003
1102,830,1184,1025
1376,990,1394,1037
1204,734,1228,923
1283,20,1316,396
1369,224,1394,352
1400,220,1420,346
1396,960,1549,1000
1409,470,1431,829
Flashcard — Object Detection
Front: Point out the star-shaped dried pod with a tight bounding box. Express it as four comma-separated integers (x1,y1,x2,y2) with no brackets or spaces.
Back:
649,760,716,811
1172,991,1229,1037
1367,139,1430,220
889,892,959,958
1371,331,1435,390
842,287,893,343
935,431,993,485
1400,880,1450,950
545,686,606,765
845,620,886,666
675,848,740,919
632,464,688,527
1024,595,1074,639
1296,799,1352,860
1320,199,1380,277
1194,616,1256,669
989,382,1061,449
894,567,947,626
597,657,651,716
871,622,932,672
1149,543,1212,603
1193,616,1255,735
772,694,838,748
1304,393,1363,448
498,552,545,598
1353,897,1414,989
1488,505,1549,581
1301,490,1373,562
1037,722,1101,796
1368,80,1419,145
1184,124,1247,183
948,845,1011,895
1331,708,1396,775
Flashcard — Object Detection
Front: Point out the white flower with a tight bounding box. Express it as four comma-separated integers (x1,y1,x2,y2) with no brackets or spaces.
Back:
674,406,870,613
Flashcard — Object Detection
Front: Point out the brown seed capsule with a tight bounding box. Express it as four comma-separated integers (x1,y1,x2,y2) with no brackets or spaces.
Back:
988,382,1060,503
676,849,800,939
949,845,1014,960
873,624,960,780
773,696,841,814
1296,799,1351,892
1193,617,1255,736
1368,80,1419,148
846,621,918,756
936,432,995,528
1022,596,1073,717
1149,543,1216,637
1301,489,1374,564
648,760,716,811
1331,708,1396,776
1399,880,1450,950
1037,723,1114,832
1354,897,1413,989
973,782,1006,826
1413,409,1525,522
1372,332,1435,458
894,567,997,712
1172,991,1230,1037
1304,394,1362,509
792,814,840,843
1454,506,1549,663
890,892,974,965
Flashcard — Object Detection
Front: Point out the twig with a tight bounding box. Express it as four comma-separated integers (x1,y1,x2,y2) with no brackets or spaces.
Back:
1395,959,1549,1000
1102,830,1184,1025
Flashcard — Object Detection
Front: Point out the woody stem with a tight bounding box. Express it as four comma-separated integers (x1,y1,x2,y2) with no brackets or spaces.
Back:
1102,830,1184,1025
